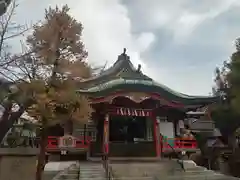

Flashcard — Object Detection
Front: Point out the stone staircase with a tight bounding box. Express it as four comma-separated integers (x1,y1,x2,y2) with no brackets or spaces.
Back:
49,162,80,180
174,160,238,180
44,161,105,180
78,163,105,180
46,159,240,180
110,160,182,179
110,160,240,180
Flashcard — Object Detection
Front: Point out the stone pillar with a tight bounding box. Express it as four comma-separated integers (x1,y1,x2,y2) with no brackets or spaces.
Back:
103,114,109,154
154,116,161,158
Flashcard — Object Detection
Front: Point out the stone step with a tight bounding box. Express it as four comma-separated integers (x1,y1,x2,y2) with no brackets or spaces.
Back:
51,162,80,180
111,175,234,180
80,168,104,170
80,170,104,172
80,179,106,180
79,165,103,168
60,173,79,175
156,175,231,180
80,173,105,176
79,168,103,170
80,173,104,176
79,163,105,180
80,171,105,173
174,169,216,175
80,169,104,172
59,175,79,179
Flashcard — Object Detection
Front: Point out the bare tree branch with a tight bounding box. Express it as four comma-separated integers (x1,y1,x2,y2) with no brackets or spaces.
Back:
0,0,16,57
0,0,30,68
0,0,34,145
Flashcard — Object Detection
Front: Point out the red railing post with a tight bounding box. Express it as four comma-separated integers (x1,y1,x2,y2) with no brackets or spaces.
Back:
103,114,109,154
154,116,161,157
174,138,181,149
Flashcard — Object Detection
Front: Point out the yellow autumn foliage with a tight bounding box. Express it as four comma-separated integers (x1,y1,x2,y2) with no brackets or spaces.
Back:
27,78,93,126
24,5,93,127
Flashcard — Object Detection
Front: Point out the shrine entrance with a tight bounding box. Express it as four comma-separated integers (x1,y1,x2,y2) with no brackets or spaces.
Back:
106,107,157,157
109,115,147,143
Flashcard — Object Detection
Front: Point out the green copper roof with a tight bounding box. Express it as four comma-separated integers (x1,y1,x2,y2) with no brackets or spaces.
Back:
78,78,218,105
77,49,218,106
79,49,151,88
79,79,195,98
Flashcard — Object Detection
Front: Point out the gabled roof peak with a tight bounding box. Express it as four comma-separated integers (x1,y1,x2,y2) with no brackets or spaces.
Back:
78,49,151,84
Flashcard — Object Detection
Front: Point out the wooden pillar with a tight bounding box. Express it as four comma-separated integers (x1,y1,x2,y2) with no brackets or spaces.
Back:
173,119,177,137
154,116,161,158
103,114,109,154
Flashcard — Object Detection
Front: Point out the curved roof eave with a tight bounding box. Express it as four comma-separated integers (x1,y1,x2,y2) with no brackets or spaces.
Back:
77,78,218,104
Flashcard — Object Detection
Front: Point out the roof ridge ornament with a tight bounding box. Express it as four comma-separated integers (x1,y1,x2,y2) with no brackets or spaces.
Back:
117,48,129,61
123,48,126,55
137,64,142,73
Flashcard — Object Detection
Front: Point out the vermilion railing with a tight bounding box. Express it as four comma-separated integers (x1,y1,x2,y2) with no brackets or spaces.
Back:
45,136,198,153
161,138,198,151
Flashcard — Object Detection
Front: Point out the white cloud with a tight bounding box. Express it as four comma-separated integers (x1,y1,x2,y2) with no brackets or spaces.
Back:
126,0,240,41
136,32,155,52
174,12,204,42
9,0,240,96
12,0,155,73
44,0,155,72
69,0,156,71
70,0,135,67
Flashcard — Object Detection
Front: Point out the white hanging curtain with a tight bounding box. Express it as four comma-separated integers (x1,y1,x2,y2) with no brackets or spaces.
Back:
115,107,151,117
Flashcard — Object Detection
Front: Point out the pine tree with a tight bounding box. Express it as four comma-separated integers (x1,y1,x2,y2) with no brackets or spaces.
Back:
228,38,240,113
211,39,240,150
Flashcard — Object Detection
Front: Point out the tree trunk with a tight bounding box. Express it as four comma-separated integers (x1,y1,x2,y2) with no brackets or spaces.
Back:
64,119,73,135
35,127,47,180
0,98,33,142
1,101,12,120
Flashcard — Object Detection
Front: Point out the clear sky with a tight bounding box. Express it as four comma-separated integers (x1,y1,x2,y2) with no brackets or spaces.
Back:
9,0,240,95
